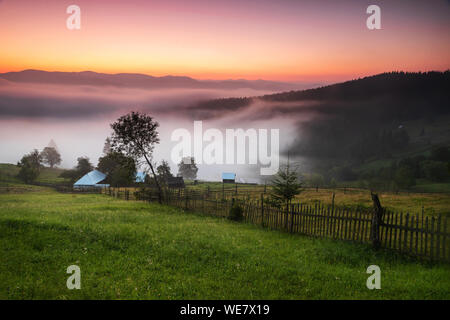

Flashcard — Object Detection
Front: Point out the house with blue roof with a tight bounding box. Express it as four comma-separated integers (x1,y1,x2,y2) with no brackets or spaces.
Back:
222,172,236,183
74,170,148,188
73,170,109,189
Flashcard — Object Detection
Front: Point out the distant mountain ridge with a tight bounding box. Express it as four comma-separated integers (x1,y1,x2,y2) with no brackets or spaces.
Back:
0,69,317,91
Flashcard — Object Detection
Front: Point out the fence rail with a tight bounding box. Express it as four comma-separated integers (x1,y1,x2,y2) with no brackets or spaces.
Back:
103,187,449,263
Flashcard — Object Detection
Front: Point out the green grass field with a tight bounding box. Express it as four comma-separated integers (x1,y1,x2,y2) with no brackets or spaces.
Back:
0,188,448,299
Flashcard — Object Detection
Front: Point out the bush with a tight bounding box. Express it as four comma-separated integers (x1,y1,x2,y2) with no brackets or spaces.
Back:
228,203,244,222
17,165,40,184
17,150,42,184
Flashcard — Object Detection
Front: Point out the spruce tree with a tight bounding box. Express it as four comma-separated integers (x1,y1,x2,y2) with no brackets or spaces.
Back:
269,159,302,210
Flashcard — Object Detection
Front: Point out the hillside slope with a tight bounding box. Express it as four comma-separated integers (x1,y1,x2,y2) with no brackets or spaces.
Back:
191,71,450,161
0,164,70,186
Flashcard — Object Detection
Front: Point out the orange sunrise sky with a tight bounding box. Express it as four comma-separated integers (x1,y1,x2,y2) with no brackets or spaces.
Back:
0,0,449,82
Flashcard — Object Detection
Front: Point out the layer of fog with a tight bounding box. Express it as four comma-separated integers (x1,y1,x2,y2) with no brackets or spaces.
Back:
0,81,313,181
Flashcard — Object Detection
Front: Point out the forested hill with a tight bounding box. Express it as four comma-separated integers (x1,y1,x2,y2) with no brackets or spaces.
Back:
192,71,449,120
191,71,450,162
262,71,449,104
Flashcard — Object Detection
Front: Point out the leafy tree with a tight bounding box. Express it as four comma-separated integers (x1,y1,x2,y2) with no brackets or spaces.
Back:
157,160,173,181
110,111,162,203
110,167,136,187
177,157,198,180
17,150,42,183
97,151,136,187
269,161,302,210
40,147,61,168
76,157,94,177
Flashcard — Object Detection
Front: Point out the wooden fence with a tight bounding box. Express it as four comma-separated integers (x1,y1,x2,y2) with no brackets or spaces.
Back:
103,187,449,263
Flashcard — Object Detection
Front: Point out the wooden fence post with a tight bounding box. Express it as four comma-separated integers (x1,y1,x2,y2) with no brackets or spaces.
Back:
436,214,441,261
261,193,264,227
370,193,383,249
202,194,204,214
290,204,294,233
332,192,335,211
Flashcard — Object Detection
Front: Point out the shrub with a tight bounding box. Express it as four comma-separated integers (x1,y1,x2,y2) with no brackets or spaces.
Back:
17,150,42,184
228,203,244,222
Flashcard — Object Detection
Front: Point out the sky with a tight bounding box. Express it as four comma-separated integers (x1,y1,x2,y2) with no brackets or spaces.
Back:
0,0,449,179
0,0,449,82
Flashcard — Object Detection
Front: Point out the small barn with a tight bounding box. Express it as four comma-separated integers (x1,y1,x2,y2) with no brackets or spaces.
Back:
167,176,185,188
74,170,109,189
222,172,236,183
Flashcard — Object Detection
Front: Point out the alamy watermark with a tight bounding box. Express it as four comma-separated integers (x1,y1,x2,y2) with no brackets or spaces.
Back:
366,5,381,30
65,4,381,32
366,265,381,289
66,265,81,289
66,5,81,30
171,121,279,175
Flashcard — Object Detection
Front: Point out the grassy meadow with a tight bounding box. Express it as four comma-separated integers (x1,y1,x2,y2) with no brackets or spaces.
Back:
184,182,450,216
294,188,450,217
0,188,449,299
